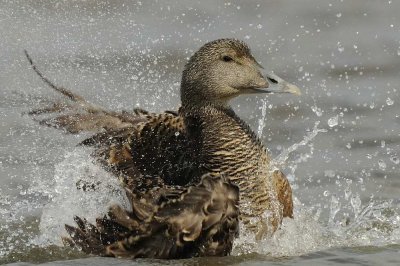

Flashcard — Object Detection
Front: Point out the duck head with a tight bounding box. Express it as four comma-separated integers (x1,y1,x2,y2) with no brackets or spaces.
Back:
180,38,300,107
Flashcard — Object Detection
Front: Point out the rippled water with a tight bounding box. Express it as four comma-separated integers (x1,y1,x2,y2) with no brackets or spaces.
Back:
1,0,400,265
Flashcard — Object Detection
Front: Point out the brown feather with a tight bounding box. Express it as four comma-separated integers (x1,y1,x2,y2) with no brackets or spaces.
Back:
25,39,296,259
272,170,294,219
63,174,239,259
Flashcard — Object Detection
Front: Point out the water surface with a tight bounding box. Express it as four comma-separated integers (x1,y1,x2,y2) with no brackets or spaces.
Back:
1,0,400,265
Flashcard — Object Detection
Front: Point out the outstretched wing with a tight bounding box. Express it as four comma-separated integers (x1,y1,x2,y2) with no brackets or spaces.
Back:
24,50,135,134
63,173,240,259
25,51,196,187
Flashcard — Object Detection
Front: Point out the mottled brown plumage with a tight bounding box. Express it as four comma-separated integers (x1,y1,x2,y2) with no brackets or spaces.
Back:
25,39,299,259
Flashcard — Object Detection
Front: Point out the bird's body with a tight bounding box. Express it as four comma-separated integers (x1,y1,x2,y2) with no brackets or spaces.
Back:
25,39,298,259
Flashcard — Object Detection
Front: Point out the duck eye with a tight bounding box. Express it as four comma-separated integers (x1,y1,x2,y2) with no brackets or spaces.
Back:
222,55,233,62
267,77,278,84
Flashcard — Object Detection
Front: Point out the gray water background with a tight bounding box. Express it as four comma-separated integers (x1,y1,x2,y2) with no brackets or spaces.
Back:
1,0,400,265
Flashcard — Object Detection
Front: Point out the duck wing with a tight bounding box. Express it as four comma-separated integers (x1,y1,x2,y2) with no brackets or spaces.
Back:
25,51,197,187
63,173,240,259
25,52,240,258
91,111,198,188
25,50,153,134
272,170,293,219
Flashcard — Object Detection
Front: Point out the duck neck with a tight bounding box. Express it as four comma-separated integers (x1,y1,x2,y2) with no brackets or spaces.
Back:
181,102,268,182
182,101,274,225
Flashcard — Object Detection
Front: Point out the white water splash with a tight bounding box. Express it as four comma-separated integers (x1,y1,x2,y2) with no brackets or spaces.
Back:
233,194,400,257
27,120,400,257
233,118,400,257
32,148,130,246
257,98,268,137
271,121,327,170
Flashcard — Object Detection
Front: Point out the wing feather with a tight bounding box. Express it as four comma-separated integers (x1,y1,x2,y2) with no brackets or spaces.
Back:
63,173,239,259
272,170,293,218
25,51,195,187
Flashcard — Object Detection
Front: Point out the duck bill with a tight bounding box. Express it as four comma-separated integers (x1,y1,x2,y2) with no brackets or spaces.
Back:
253,72,301,95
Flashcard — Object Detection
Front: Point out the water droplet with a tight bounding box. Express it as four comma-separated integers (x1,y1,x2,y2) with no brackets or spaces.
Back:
350,194,361,217
323,190,330,197
336,41,344,53
324,170,335,178
329,194,341,226
378,160,387,170
328,115,339,127
344,187,351,200
174,132,180,137
386,97,394,105
336,13,342,18
311,106,323,117
257,99,268,137
346,143,351,149
390,156,400,164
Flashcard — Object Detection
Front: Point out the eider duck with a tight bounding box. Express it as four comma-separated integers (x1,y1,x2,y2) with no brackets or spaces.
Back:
25,39,300,259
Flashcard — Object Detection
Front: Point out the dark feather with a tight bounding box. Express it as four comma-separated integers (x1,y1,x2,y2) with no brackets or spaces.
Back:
25,40,295,259
63,174,239,259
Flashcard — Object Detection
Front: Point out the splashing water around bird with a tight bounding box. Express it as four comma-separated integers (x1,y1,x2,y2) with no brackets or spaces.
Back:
271,121,328,170
257,99,268,138
1,110,396,260
230,114,400,257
